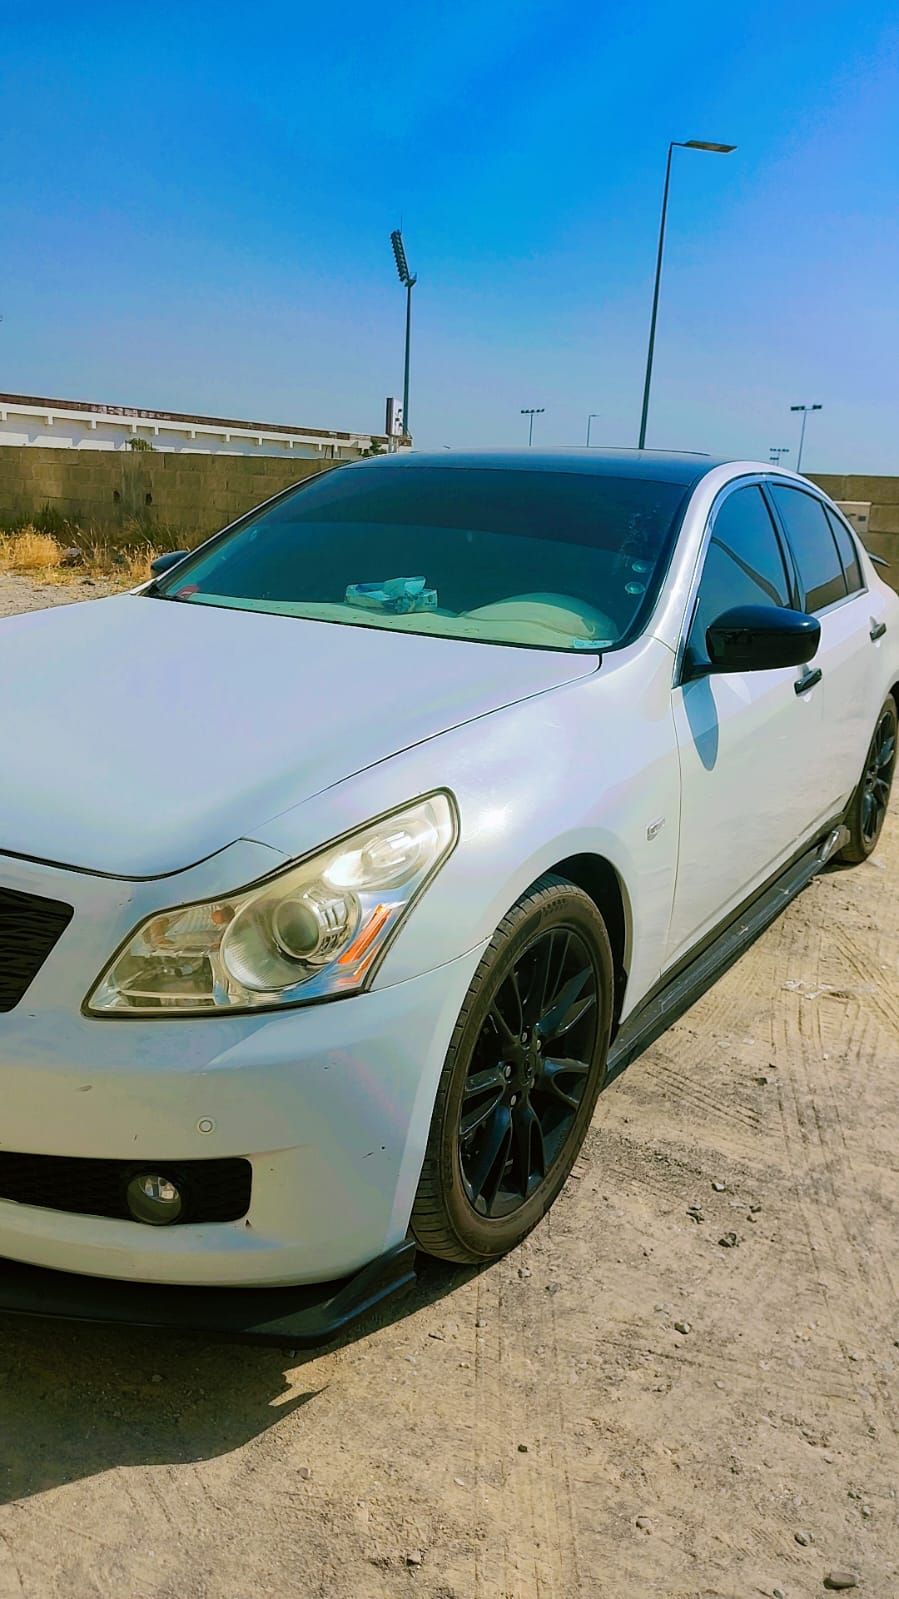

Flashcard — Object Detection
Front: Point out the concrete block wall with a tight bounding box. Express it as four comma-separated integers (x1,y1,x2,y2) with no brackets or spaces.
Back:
0,448,896,588
0,446,336,543
810,474,899,591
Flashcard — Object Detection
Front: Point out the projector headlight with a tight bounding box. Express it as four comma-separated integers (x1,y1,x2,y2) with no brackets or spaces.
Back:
87,792,457,1015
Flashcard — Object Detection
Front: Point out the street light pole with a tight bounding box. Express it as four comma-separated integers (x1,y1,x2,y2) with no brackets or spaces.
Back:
390,229,417,441
638,139,736,450
769,446,790,466
789,404,822,473
521,407,544,446
586,413,600,446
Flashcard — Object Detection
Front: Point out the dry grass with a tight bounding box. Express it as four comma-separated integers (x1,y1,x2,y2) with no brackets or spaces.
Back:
0,527,161,587
0,527,65,573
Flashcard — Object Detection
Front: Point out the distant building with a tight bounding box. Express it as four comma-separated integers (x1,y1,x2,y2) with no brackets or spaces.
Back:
0,391,390,461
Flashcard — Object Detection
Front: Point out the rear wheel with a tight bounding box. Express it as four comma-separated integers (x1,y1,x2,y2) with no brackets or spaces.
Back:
839,696,897,864
411,874,613,1265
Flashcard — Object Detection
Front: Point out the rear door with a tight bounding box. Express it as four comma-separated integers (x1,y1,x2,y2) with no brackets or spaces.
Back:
767,483,876,819
666,480,819,968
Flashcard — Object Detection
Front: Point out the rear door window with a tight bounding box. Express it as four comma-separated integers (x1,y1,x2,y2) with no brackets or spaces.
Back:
769,486,848,612
824,506,865,595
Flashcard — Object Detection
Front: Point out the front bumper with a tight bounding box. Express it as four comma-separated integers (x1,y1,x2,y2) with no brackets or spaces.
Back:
0,1239,418,1346
0,848,485,1288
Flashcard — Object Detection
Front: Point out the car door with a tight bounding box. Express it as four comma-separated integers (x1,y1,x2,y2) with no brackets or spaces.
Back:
665,480,821,969
767,484,877,817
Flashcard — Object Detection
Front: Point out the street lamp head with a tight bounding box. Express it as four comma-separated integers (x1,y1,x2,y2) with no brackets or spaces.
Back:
682,140,737,153
390,229,413,286
790,403,823,413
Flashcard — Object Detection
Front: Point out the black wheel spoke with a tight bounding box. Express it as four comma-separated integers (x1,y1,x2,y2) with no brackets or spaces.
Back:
493,968,525,1038
532,931,558,1024
487,1003,518,1050
511,1101,545,1196
538,1055,591,1110
537,966,596,1043
460,1066,507,1140
465,1106,513,1209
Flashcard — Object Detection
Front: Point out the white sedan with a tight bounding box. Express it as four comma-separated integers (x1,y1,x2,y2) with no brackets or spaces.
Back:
1,450,896,1341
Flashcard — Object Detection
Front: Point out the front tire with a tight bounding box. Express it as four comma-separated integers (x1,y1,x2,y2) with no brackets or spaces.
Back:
839,695,897,864
411,874,613,1265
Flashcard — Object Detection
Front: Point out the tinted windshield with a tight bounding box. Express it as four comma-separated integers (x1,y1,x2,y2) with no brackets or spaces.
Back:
155,464,689,652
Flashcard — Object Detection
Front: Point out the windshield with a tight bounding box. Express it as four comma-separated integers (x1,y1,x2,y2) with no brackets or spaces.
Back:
154,464,689,653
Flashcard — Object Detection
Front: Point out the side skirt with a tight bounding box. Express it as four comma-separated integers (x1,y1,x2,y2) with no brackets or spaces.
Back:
606,822,849,1082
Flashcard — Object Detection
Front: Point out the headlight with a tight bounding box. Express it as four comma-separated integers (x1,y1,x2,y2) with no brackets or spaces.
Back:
86,793,457,1015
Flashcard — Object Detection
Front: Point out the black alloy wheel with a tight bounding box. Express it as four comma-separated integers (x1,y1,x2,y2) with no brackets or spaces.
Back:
458,925,598,1219
412,875,614,1264
840,695,898,864
861,703,897,847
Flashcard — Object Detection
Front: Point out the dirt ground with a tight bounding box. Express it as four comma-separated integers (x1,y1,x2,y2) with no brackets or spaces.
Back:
1,575,896,1599
0,572,121,617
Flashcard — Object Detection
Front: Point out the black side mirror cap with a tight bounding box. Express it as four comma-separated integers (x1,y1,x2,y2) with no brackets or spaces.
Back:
705,604,821,673
150,550,190,577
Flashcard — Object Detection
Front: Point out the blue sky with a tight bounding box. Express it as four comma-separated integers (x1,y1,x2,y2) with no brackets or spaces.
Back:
2,1,897,469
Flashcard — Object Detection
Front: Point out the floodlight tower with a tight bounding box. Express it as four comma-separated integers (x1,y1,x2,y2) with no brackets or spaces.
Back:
390,229,417,440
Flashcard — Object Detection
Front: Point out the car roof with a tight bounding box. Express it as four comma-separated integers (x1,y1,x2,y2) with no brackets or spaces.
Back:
355,447,727,488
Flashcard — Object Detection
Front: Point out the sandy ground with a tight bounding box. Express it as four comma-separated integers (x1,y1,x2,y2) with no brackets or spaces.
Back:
0,572,121,616
0,576,896,1599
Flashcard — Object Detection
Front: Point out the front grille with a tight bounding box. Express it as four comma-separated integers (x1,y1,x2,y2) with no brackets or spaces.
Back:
0,884,74,1011
0,1153,252,1224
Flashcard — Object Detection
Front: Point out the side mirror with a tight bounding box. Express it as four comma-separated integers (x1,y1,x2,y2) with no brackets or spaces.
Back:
150,550,189,577
705,604,820,672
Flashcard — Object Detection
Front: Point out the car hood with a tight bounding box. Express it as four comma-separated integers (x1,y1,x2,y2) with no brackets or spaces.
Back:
1,593,596,877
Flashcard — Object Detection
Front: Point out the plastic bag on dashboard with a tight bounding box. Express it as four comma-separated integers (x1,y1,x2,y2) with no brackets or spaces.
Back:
345,576,438,615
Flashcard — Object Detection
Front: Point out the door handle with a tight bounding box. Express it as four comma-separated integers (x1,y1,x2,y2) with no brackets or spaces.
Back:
870,619,887,642
795,667,822,695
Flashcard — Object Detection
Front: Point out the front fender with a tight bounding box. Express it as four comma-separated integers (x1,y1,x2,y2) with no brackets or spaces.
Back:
252,636,681,1022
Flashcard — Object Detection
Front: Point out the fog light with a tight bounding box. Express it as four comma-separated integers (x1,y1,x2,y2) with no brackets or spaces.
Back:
126,1171,184,1225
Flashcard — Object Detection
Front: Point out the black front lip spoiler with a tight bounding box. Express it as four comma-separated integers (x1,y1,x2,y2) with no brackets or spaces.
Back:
0,1239,418,1346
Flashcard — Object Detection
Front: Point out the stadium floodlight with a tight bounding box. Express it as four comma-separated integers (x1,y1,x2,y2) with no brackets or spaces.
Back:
390,230,417,438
